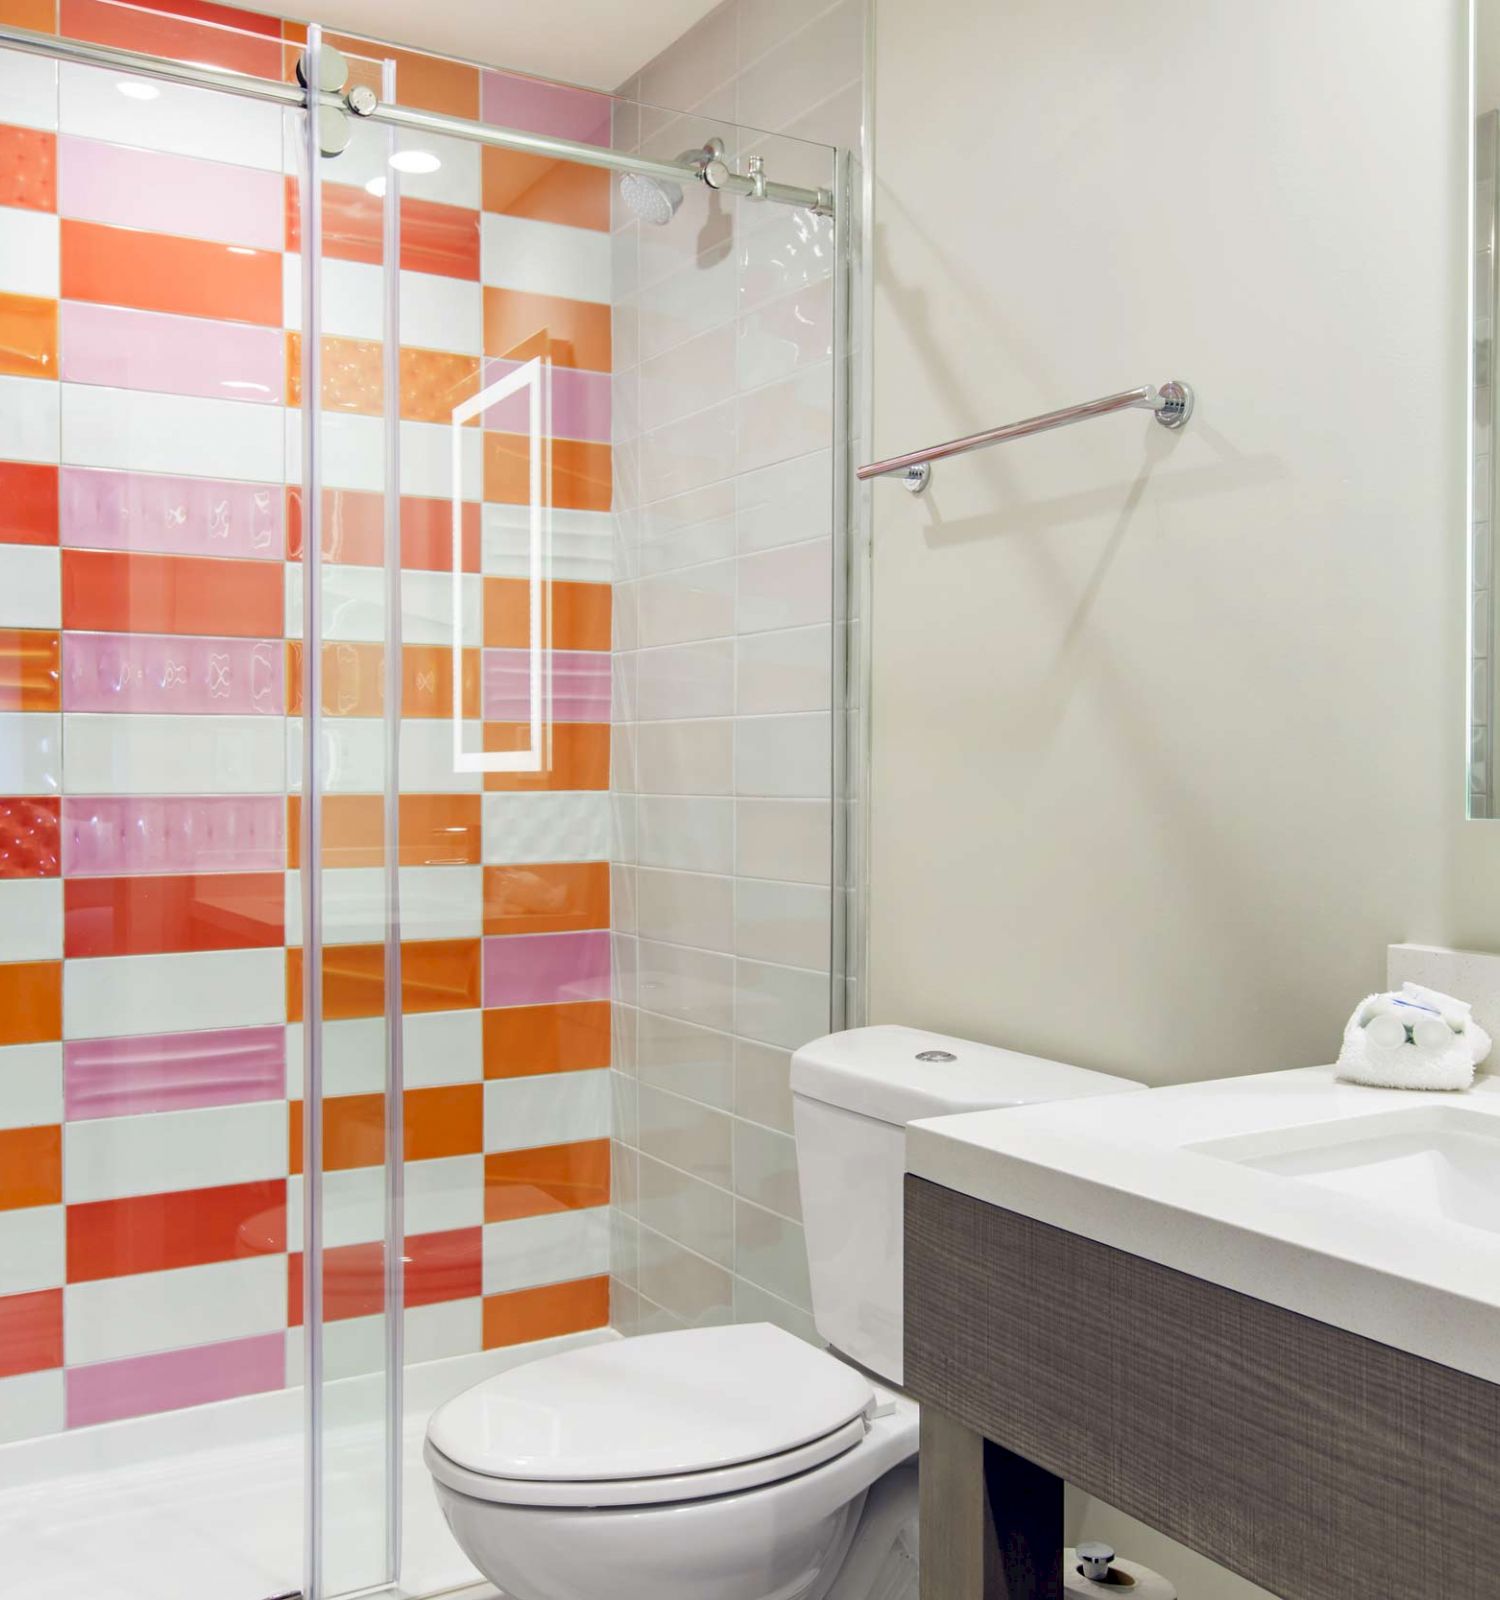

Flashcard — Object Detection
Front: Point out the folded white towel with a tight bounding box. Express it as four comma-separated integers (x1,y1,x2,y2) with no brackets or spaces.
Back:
1336,991,1491,1091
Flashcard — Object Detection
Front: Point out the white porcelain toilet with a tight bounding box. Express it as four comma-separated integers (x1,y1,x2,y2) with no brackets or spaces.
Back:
424,1025,1139,1600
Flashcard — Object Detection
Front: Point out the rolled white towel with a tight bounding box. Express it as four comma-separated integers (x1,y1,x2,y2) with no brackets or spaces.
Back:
1336,991,1487,1091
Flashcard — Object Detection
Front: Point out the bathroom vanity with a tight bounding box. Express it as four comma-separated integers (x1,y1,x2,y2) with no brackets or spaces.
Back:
903,1067,1500,1599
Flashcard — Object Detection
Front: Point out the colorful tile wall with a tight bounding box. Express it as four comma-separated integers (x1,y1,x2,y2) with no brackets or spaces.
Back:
0,0,618,1440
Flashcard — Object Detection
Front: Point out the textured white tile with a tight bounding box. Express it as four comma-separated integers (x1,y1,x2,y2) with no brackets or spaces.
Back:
286,715,382,795
736,624,832,714
482,1206,610,1295
0,879,61,962
482,505,613,584
0,1371,63,1445
481,212,612,305
401,270,483,356
0,207,59,299
65,1255,287,1365
0,1206,63,1297
483,1067,611,1152
482,792,611,863
0,48,57,132
65,714,285,795
0,1042,62,1130
401,418,483,502
0,375,60,464
64,1099,286,1203
63,948,285,1040
406,1154,484,1235
283,254,382,339
734,712,831,798
0,713,60,796
0,545,59,630
64,387,282,482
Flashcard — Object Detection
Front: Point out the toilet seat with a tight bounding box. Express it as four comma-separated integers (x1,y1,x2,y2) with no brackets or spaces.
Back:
425,1323,876,1510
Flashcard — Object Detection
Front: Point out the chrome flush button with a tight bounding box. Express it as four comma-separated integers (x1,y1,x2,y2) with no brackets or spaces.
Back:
916,1050,957,1063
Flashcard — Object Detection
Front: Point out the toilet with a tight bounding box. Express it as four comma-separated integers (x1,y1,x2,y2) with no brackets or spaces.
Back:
424,1025,1140,1600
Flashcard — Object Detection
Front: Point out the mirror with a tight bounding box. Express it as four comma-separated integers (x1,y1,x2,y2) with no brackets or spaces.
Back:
1475,1,1500,814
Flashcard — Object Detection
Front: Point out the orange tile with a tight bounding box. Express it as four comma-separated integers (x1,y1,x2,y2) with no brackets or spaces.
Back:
484,1138,610,1223
403,643,481,720
0,798,61,879
63,872,282,958
0,0,56,33
321,35,478,118
286,179,480,281
401,495,481,573
483,287,611,369
482,147,610,232
0,125,56,212
0,1287,61,1377
400,346,482,424
482,1275,609,1349
66,1179,286,1282
482,1000,611,1078
285,331,382,415
287,793,382,871
61,0,280,75
0,630,59,712
60,219,280,326
0,960,59,1045
484,433,610,512
405,1083,482,1162
0,464,59,545
0,1124,60,1209
286,641,383,719
60,550,283,637
0,293,57,380
285,486,385,566
483,863,609,937
399,794,482,866
288,1092,384,1176
483,577,611,651
483,722,610,792
286,937,481,1022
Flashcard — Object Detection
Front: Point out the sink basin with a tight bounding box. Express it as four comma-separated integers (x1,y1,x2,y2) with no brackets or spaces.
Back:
1188,1105,1500,1235
905,1065,1500,1385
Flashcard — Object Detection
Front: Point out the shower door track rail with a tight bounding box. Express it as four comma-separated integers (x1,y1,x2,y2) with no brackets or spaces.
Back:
0,20,836,216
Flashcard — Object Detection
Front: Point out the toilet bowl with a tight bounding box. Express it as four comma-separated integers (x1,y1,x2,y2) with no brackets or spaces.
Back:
427,1026,1140,1600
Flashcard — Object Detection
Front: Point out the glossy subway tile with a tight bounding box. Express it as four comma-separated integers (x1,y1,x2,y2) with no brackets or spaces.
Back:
482,1000,611,1078
61,795,284,878
0,797,60,879
59,468,283,561
60,303,283,404
64,1177,286,1282
63,633,283,716
483,930,611,1008
62,871,284,958
60,220,281,326
64,1024,285,1120
0,463,59,546
64,1328,284,1427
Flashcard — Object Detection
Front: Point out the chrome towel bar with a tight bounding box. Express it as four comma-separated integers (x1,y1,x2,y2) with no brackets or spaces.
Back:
857,380,1194,493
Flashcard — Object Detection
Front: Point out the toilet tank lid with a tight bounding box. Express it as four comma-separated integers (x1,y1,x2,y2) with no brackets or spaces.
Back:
791,1025,1141,1125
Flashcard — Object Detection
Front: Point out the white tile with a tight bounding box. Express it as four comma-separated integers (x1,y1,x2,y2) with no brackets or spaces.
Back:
736,364,832,475
0,1042,62,1129
737,205,834,313
738,277,834,391
0,1205,63,1297
632,483,737,577
736,624,832,715
63,948,285,1040
0,879,60,962
59,63,284,169
482,505,613,584
283,254,383,339
637,250,736,364
399,717,483,794
734,878,831,970
286,1017,386,1100
286,715,381,794
0,545,59,630
636,796,733,873
0,375,59,464
734,0,864,135
401,271,483,356
283,408,383,494
482,1206,610,1295
64,714,286,795
284,565,480,646
0,713,59,796
481,212,612,305
285,867,386,947
401,418,484,501
0,48,57,132
635,639,734,721
483,1067,611,1152
65,1254,287,1366
735,450,833,553
635,560,736,649
737,538,832,633
399,865,482,941
639,324,737,433
287,1165,383,1250
633,719,733,796
735,798,831,884
406,1153,484,1235
405,1297,481,1364
636,938,735,1030
64,1098,286,1202
639,398,735,503
734,957,830,1049
635,867,733,953
0,207,58,299
64,387,283,482
481,792,611,863
0,1371,63,1445
334,126,481,210
734,712,830,798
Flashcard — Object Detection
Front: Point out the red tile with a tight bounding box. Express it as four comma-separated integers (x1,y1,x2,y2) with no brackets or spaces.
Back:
285,179,479,280
406,1226,481,1308
60,549,283,637
0,798,60,879
0,1288,62,1378
64,872,284,958
61,0,282,76
288,1226,481,1324
60,220,281,326
0,125,56,213
402,496,481,573
0,464,59,545
67,1179,286,1282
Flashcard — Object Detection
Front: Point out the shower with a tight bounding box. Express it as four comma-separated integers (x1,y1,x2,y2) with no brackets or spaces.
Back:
618,137,724,224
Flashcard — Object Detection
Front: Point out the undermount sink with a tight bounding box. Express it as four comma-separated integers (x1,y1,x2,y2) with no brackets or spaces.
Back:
905,1065,1500,1385
1188,1105,1500,1236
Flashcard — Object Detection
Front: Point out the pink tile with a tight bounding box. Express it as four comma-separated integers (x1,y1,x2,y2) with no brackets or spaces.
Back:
61,796,285,877
483,930,611,1007
59,468,284,560
63,634,283,715
65,1025,286,1120
59,303,283,404
66,1331,285,1427
480,69,612,146
481,358,610,443
483,649,610,723
56,135,284,252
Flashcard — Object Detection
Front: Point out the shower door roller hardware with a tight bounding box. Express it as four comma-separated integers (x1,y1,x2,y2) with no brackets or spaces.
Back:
296,43,357,157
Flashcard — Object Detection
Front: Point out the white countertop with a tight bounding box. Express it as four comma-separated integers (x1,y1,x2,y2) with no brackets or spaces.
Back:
906,1066,1500,1385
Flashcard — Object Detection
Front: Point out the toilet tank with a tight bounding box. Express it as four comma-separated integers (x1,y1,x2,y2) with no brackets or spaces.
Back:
791,1025,1141,1385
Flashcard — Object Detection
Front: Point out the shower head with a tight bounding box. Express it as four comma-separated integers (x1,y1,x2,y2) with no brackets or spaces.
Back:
619,170,683,226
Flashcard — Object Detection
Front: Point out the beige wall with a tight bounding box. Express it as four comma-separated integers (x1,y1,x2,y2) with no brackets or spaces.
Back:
867,0,1490,1091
